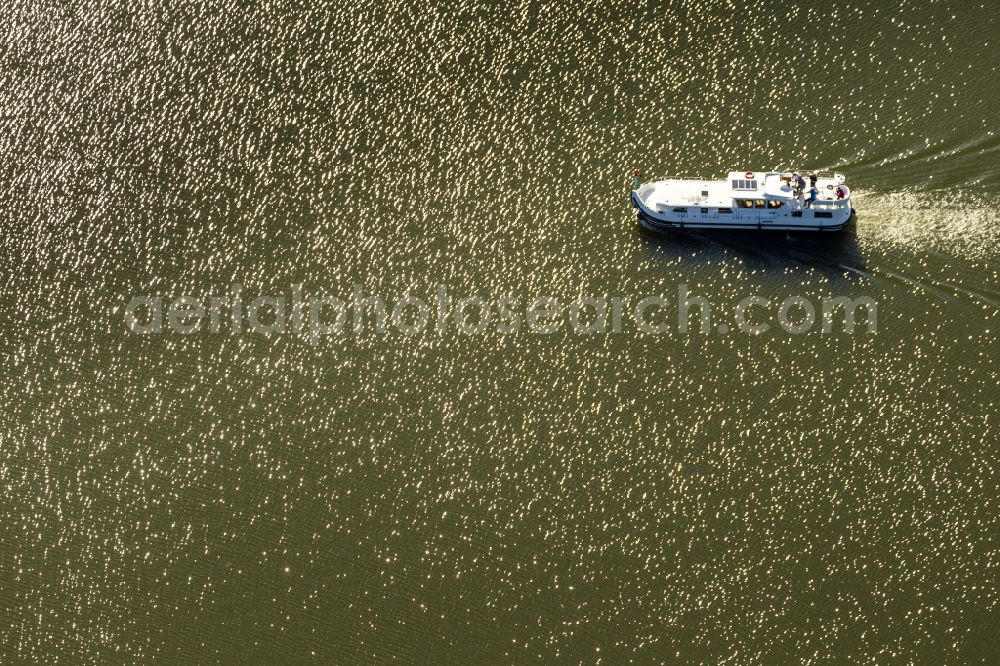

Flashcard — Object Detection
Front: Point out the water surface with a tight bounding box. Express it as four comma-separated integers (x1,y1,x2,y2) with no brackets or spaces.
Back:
1,0,998,663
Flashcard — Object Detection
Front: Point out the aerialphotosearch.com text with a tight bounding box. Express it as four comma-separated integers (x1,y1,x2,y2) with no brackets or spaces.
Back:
122,284,877,342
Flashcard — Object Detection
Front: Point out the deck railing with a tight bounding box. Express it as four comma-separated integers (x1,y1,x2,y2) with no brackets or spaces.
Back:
782,169,846,183
811,198,851,209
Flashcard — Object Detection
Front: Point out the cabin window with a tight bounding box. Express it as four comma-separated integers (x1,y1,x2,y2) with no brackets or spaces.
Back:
815,211,833,218
701,190,709,197
737,199,754,208
753,200,766,208
767,200,783,208
700,208,709,213
719,208,732,214
673,207,687,213
731,179,758,190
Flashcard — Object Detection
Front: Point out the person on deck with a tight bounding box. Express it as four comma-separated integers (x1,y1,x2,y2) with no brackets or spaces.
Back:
805,187,818,208
793,172,806,195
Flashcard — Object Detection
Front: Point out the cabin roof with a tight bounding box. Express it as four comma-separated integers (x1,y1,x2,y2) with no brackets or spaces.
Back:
762,173,795,199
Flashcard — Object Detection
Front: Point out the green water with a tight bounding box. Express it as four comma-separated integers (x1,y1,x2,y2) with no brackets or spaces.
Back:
1,0,998,663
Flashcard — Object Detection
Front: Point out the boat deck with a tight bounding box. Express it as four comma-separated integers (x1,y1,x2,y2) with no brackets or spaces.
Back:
637,172,849,210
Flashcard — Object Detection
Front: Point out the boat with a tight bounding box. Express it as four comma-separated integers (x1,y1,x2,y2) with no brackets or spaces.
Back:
631,170,854,232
